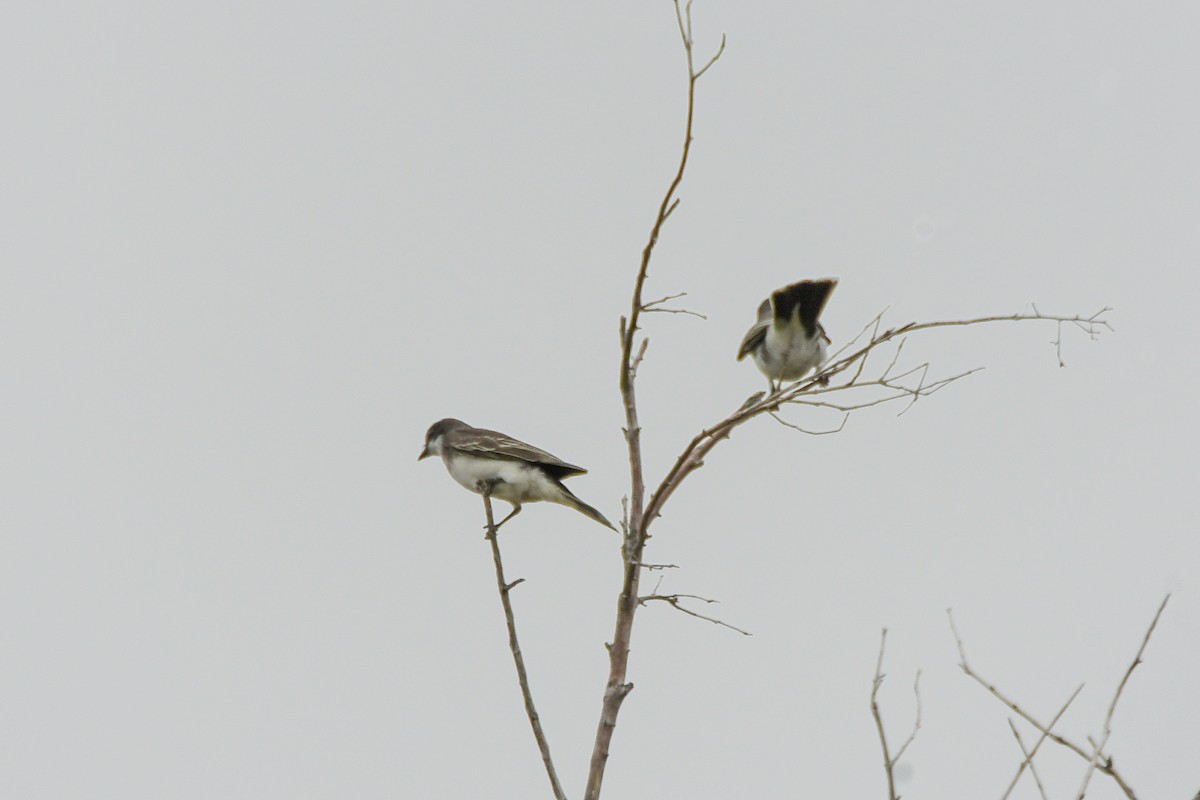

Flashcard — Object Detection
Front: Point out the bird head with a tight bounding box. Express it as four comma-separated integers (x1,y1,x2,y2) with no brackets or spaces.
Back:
418,418,468,461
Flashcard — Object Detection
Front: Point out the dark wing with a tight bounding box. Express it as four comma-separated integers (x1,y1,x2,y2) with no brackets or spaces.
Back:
446,427,587,479
736,299,772,361
771,279,838,338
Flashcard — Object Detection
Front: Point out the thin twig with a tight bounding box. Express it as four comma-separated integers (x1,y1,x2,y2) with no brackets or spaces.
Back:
768,409,848,436
892,670,923,764
1075,595,1169,800
1001,684,1083,800
871,629,922,800
1007,720,1051,800
481,493,567,800
880,337,907,381
642,291,708,319
630,337,650,380
776,367,983,421
871,629,897,800
638,593,751,636
828,307,890,367
948,604,1153,800
694,34,726,78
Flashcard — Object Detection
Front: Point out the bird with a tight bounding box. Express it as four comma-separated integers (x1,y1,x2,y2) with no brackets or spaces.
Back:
737,278,838,391
418,418,616,531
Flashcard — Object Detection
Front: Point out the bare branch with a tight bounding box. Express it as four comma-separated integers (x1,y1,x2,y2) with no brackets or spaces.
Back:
784,366,984,417
880,337,907,381
947,606,1143,800
896,362,930,416
870,629,922,800
739,391,767,411
892,670,923,764
638,592,751,636
794,309,1109,407
643,291,688,308
1053,320,1066,367
1036,302,1113,368
480,493,566,800
642,307,1109,529
587,4,726,798
1001,684,1083,800
591,5,1112,798
662,197,681,222
827,307,890,366
1075,595,1169,800
642,291,708,320
694,33,726,78
768,409,848,436
630,337,650,379
673,0,688,47
1007,720,1051,800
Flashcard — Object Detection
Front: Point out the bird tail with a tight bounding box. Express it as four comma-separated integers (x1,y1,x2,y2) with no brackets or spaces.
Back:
554,484,617,532
772,279,838,337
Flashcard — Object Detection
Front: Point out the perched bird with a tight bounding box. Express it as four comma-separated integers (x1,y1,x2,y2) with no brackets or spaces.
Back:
418,418,615,531
737,279,838,391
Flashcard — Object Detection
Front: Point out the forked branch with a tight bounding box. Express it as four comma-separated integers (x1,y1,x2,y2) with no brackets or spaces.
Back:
642,291,707,319
870,629,923,800
949,596,1169,800
639,577,750,636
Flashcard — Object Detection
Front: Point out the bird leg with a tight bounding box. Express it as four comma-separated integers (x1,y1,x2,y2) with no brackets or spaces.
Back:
476,480,522,534
493,503,523,531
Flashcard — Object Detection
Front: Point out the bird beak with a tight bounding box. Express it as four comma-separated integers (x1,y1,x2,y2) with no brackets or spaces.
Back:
418,444,432,461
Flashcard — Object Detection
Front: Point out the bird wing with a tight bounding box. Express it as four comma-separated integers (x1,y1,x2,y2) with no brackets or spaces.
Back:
771,279,838,338
737,299,772,360
447,427,588,478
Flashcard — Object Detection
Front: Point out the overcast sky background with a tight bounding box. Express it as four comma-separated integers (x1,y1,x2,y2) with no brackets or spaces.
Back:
3,1,1198,798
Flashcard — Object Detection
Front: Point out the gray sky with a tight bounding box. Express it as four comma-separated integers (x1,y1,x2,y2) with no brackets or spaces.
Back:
3,1,1198,798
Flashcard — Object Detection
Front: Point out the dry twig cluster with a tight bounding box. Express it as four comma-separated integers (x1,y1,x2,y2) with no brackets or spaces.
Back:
946,597,1169,800
868,598,1168,800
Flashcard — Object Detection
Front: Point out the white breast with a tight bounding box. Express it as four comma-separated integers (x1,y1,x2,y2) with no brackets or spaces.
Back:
757,326,826,381
443,452,561,504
